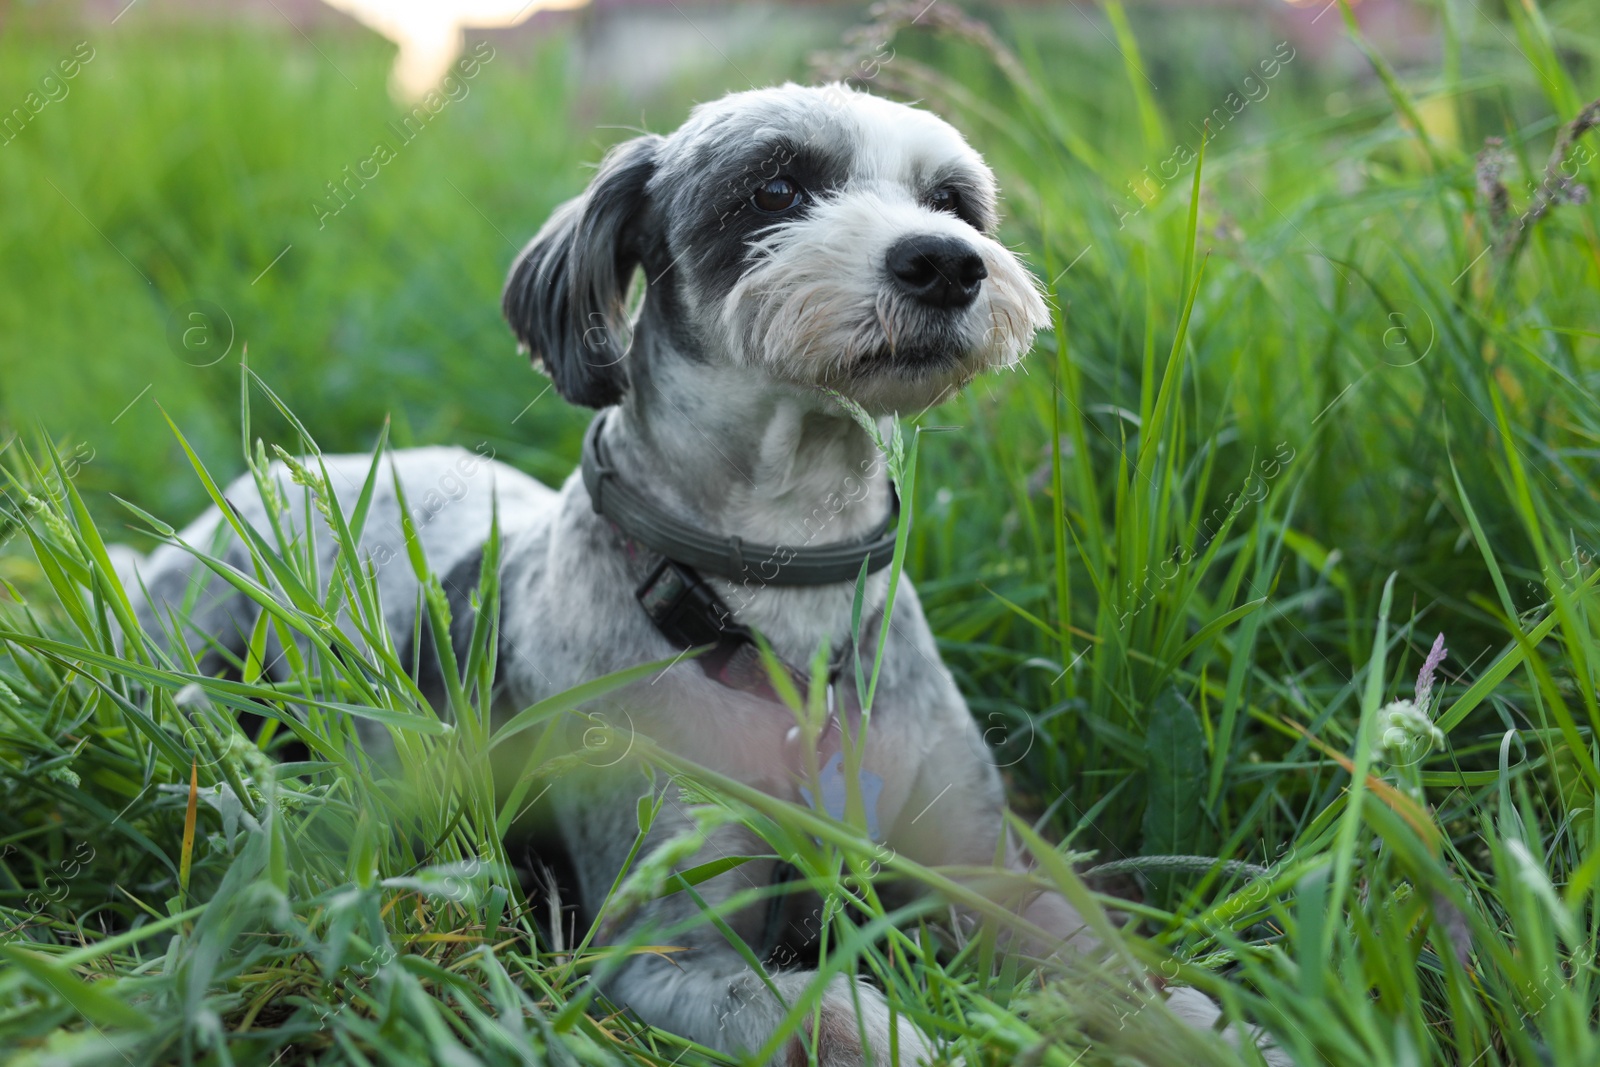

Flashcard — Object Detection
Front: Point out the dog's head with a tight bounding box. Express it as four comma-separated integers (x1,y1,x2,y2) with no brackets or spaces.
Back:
503,83,1049,413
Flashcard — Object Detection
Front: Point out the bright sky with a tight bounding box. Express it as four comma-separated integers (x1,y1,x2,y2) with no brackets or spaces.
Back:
320,0,591,99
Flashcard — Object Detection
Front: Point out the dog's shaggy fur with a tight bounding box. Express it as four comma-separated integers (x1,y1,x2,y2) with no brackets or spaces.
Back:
119,85,1282,1066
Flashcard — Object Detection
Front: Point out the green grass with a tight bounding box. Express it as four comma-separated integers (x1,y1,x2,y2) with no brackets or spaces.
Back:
3,1,1600,1064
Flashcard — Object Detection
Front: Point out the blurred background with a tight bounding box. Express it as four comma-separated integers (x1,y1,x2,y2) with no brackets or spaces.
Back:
2,0,1448,528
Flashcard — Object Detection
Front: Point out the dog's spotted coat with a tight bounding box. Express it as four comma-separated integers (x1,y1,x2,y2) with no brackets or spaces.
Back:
120,84,1286,1067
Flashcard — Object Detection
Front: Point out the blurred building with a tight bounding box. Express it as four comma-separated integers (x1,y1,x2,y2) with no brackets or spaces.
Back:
64,0,1435,101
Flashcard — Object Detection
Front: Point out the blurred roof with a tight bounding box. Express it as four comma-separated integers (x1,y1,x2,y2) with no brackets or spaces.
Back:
65,0,1434,102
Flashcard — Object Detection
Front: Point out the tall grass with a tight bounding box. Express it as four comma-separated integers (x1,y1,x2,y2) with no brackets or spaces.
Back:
3,1,1600,1064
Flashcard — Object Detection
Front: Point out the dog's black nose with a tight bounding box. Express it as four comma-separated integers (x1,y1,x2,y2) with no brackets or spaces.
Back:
886,236,988,309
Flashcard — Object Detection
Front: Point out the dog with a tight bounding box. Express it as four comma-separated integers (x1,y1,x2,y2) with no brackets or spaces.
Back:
119,84,1284,1066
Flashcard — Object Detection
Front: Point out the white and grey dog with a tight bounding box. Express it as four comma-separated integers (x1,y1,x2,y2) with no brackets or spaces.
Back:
121,85,1281,1066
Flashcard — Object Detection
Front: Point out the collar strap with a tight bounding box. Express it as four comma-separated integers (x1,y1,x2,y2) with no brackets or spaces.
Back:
581,409,899,586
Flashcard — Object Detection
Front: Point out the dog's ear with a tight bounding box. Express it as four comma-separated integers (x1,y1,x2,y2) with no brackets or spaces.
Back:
502,134,663,409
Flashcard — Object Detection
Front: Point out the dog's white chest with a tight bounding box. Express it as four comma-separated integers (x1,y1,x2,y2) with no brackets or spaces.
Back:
641,674,919,840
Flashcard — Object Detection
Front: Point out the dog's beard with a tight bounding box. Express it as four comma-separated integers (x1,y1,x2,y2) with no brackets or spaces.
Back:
721,195,1049,412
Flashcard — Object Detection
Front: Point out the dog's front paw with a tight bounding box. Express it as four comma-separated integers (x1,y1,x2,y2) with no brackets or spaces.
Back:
770,972,938,1067
1163,985,1293,1066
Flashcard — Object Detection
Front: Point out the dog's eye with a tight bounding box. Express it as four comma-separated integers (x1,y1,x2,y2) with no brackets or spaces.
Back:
752,176,803,214
928,186,961,215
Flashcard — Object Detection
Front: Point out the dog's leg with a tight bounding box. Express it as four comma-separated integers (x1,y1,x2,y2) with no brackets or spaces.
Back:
592,795,936,1067
885,704,1293,1064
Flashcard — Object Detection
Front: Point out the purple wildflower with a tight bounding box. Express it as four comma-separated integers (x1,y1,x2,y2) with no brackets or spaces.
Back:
1414,633,1448,712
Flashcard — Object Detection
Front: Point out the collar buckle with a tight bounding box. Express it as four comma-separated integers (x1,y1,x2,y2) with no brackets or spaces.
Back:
635,557,743,650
